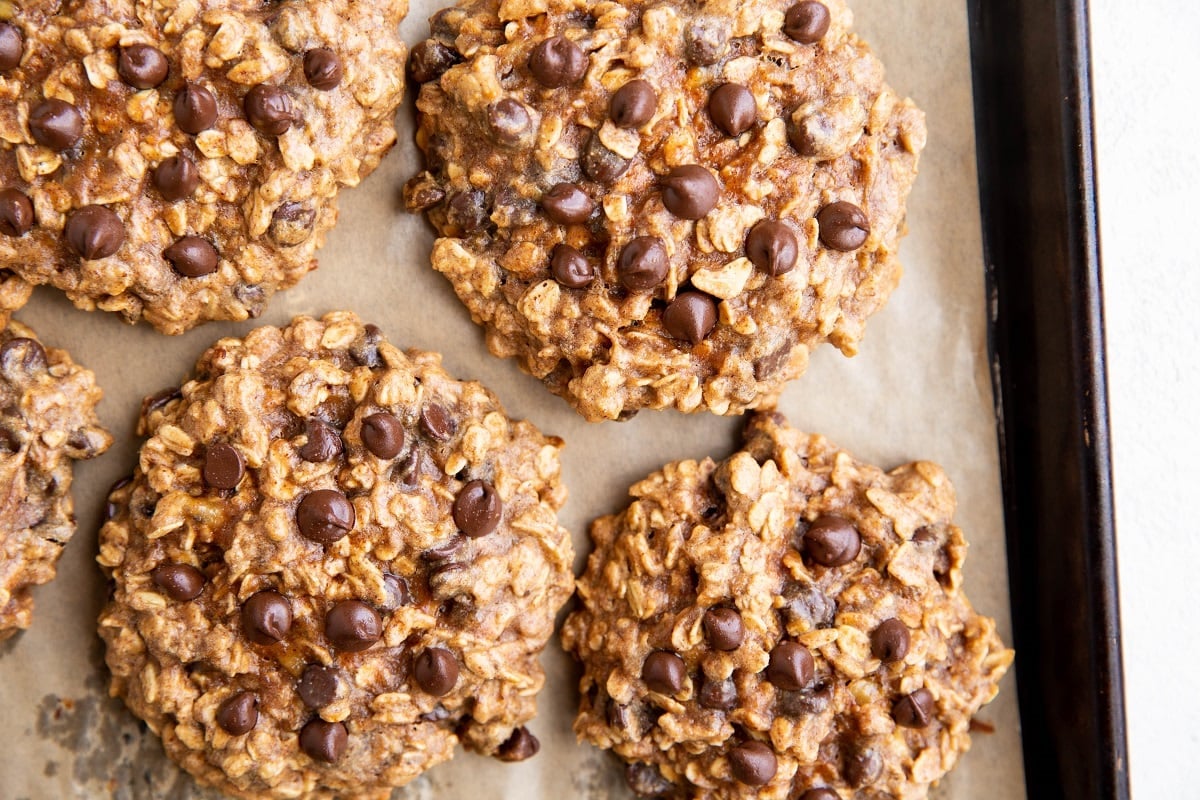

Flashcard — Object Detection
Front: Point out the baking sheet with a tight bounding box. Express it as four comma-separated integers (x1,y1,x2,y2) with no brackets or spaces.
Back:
0,0,1024,797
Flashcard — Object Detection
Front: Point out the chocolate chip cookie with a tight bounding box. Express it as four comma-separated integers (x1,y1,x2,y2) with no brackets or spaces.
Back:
0,0,407,334
0,319,111,640
561,413,1011,799
97,313,574,798
405,0,926,420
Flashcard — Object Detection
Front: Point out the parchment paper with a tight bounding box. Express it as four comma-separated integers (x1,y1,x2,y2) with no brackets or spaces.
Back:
0,1,1024,797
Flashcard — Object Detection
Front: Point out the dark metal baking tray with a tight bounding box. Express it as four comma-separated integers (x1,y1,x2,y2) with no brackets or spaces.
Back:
967,1,1129,798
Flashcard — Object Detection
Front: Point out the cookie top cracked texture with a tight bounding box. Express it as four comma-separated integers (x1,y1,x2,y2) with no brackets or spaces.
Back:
97,313,574,799
561,412,1011,799
0,0,407,334
405,0,926,420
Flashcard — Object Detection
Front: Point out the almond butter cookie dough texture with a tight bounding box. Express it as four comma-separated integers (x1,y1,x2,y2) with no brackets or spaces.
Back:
0,319,111,640
562,413,1011,799
0,0,407,334
405,0,926,420
97,313,574,799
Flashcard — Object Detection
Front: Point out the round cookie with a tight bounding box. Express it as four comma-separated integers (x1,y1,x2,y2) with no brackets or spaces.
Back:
561,413,1011,799
97,313,574,799
0,319,111,640
405,0,926,420
0,0,407,334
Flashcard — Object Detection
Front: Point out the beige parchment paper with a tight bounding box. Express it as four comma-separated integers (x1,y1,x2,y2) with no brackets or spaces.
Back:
0,1,1024,797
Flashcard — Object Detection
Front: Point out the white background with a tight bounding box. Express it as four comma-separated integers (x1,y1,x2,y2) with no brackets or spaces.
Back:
1092,0,1200,796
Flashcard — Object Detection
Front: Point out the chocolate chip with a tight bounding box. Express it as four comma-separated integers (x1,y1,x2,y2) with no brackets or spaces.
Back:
893,688,935,728
702,607,744,651
800,789,840,800
423,535,465,563
174,83,217,134
203,443,244,489
662,292,717,345
298,665,340,708
0,24,21,72
541,183,594,224
766,641,815,691
709,84,756,137
0,189,34,237
729,741,777,786
29,99,83,151
845,746,882,786
104,476,132,521
324,600,382,652
381,574,412,610
244,85,295,136
298,419,343,462
618,236,668,291
581,132,631,183
778,683,833,716
816,201,870,251
299,719,347,762
419,405,455,441
361,412,405,459
661,165,719,219
610,80,657,128
641,651,685,695
746,220,799,276
303,48,343,90
409,39,459,84
871,618,910,663
781,580,836,628
118,44,169,89
296,489,355,545
65,206,125,260
153,155,200,201
144,387,181,416
269,201,316,246
446,189,488,234
453,480,502,538
151,564,205,601
625,763,673,797
0,337,46,377
414,647,459,696
547,244,594,288
698,676,737,710
215,691,258,736
496,726,540,762
487,98,533,146
164,236,218,277
241,590,292,645
528,35,586,87
684,18,729,65
784,2,832,44
802,515,861,567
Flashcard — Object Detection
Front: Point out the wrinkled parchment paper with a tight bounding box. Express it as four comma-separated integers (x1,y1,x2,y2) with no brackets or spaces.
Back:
0,1,1024,797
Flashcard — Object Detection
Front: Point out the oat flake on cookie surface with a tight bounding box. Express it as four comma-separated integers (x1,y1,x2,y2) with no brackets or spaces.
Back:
0,0,406,334
0,318,111,640
97,313,574,799
561,412,1011,799
405,0,926,420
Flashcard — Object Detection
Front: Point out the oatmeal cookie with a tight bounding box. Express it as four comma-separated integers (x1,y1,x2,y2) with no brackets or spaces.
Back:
97,313,573,799
0,319,111,640
0,0,406,334
405,0,926,420
561,412,1011,799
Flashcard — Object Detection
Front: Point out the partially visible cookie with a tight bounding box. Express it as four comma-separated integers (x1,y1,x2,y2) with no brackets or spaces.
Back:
98,313,574,799
0,319,111,641
562,413,1011,799
0,0,407,334
406,0,926,420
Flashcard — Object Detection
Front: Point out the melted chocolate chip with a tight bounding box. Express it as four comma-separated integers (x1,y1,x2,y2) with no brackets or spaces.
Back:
661,165,720,219
702,607,745,651
303,48,343,90
151,564,205,601
423,535,465,563
153,155,200,201
610,80,657,128
65,206,125,259
164,236,218,277
324,600,382,652
299,419,343,462
729,741,777,786
746,220,799,276
663,292,717,344
893,687,935,728
452,480,502,538
0,24,21,72
550,244,594,288
419,404,456,441
784,2,832,44
541,183,594,224
382,574,413,609
29,99,83,151
0,189,34,237
800,789,840,800
817,201,870,251
203,443,244,489
216,691,258,736
361,412,405,459
241,590,292,645
244,85,295,136
269,201,316,246
409,39,460,84
845,746,883,787
709,83,756,137
446,189,488,234
778,683,833,716
684,17,729,65
174,83,218,134
300,719,347,762
296,489,355,545
487,98,533,146
781,581,836,628
496,726,540,762
802,515,861,567
118,44,169,89
104,476,132,521
698,676,737,710
618,236,668,291
625,763,673,797
641,651,685,695
414,647,459,696
871,618,911,663
298,664,340,708
349,323,385,368
528,35,586,87
581,132,631,183
766,642,815,691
